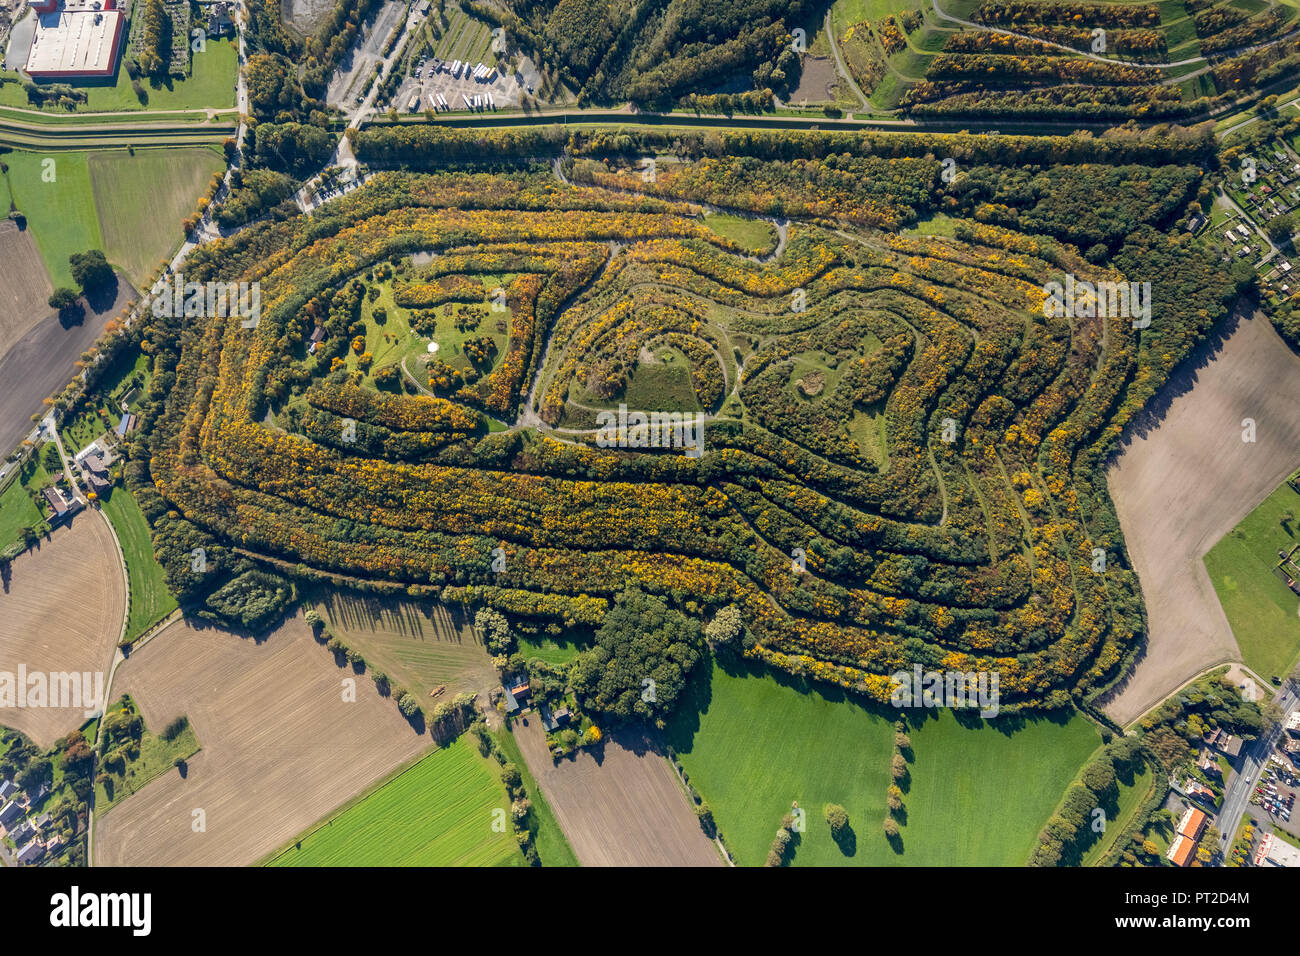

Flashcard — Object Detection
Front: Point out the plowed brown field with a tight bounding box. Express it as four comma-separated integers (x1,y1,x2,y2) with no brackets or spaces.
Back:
93,612,432,866
0,513,123,747
511,718,723,867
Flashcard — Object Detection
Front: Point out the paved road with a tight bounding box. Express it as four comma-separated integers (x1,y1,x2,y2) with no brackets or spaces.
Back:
1217,684,1299,856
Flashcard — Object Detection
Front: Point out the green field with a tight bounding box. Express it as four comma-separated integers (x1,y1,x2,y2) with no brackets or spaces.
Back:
1204,480,1300,681
0,40,237,114
90,147,226,285
665,660,1102,866
267,740,525,866
3,143,225,292
3,151,102,288
516,631,591,667
833,0,926,25
1081,762,1155,866
0,471,44,552
100,486,178,641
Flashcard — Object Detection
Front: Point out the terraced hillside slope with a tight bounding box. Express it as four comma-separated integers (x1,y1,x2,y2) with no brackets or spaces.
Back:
124,126,1242,714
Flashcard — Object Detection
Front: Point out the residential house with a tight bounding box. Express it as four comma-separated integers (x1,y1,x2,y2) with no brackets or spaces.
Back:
82,452,110,476
0,799,22,828
1184,779,1216,804
41,485,69,517
209,2,233,35
540,706,573,732
15,841,44,866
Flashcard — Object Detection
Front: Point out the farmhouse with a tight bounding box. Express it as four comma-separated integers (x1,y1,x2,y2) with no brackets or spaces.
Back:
540,705,572,732
23,0,126,80
498,683,519,713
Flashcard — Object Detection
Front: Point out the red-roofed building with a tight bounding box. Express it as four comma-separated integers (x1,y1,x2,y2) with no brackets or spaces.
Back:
1166,807,1209,867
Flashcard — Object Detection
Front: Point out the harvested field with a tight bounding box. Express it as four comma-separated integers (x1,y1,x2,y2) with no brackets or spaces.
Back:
93,612,432,866
0,277,134,459
1104,309,1300,725
313,590,497,702
510,718,723,867
0,220,53,350
0,513,124,748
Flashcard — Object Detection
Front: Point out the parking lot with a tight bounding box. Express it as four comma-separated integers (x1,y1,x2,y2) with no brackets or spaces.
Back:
1252,756,1297,824
393,54,525,114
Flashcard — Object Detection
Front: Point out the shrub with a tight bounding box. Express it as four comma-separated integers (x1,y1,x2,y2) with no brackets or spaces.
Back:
695,801,716,838
160,716,189,742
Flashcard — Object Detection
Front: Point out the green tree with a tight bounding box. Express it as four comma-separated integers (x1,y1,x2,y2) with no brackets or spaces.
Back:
48,288,78,311
69,250,114,292
571,588,703,725
704,604,743,646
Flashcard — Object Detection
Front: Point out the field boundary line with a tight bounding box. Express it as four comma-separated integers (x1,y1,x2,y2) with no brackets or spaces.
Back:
85,504,129,868
255,743,442,865
666,750,733,866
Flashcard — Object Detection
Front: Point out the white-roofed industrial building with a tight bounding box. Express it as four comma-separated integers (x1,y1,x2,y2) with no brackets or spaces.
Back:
23,0,126,80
